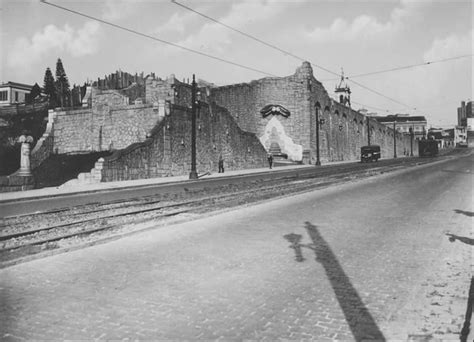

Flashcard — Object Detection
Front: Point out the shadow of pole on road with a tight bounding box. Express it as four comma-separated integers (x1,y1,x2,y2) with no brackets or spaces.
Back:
304,222,385,341
454,209,474,217
446,233,474,246
284,223,385,341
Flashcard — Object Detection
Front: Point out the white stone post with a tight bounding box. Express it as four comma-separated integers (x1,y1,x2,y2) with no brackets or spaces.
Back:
18,135,34,176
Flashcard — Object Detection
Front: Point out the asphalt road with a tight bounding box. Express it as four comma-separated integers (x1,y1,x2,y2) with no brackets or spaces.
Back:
0,153,472,340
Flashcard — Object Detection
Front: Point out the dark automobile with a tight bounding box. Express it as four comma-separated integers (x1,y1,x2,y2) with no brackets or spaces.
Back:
418,140,439,157
361,145,381,162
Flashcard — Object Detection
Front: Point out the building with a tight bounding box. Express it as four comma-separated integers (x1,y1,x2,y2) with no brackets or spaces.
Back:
373,114,427,140
0,82,34,106
457,101,468,127
357,108,379,117
428,128,454,149
456,100,473,147
453,126,468,146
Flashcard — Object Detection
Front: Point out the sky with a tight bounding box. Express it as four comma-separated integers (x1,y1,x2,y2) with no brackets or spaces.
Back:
1,0,472,127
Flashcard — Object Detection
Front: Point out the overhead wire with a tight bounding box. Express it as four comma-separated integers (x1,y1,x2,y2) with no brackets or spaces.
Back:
171,0,433,113
40,0,280,78
320,54,473,81
171,0,339,78
42,0,423,114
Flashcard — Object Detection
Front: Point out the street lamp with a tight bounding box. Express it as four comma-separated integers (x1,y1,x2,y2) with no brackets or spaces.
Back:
315,102,322,166
393,121,397,158
367,117,371,146
189,74,198,180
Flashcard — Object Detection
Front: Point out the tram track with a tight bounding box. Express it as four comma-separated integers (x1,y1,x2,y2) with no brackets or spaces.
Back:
0,152,465,267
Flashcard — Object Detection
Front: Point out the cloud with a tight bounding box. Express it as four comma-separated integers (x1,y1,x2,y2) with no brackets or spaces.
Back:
153,11,196,35
305,0,432,43
423,29,473,60
159,0,292,55
102,0,137,21
360,29,473,123
7,22,101,70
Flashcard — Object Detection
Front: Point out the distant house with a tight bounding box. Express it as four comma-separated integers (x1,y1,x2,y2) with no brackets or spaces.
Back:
373,114,427,140
0,82,34,106
428,128,454,148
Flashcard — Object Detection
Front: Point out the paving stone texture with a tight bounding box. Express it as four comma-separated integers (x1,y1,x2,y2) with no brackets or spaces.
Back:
0,161,472,341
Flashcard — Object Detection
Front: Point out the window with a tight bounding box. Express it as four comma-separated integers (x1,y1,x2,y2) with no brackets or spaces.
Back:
0,91,7,101
15,91,19,102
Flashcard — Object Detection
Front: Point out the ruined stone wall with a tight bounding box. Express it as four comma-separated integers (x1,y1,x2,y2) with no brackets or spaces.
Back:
211,62,416,163
101,102,268,181
145,75,210,108
211,65,315,162
51,88,162,154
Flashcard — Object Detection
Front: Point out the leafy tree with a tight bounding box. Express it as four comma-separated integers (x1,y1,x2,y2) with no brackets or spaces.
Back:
55,58,71,107
43,67,57,108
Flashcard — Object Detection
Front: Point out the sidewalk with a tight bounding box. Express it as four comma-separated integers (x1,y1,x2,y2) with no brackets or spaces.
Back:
0,162,327,203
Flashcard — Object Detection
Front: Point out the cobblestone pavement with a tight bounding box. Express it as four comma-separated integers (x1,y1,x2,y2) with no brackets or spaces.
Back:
0,156,472,341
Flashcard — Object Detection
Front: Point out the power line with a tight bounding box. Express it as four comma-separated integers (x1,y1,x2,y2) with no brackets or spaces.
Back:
348,80,416,110
40,0,279,78
172,0,339,78
321,54,474,81
172,0,417,111
171,0,341,78
350,100,393,114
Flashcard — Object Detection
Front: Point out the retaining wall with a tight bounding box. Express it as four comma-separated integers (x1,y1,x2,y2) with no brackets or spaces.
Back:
210,62,417,164
101,102,268,181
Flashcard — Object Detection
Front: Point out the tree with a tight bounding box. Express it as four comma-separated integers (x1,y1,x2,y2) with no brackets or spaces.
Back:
43,67,57,108
55,58,71,108
27,83,42,104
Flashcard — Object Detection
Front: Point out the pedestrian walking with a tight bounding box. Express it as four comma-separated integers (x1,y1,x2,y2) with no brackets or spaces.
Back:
218,155,224,173
267,154,273,169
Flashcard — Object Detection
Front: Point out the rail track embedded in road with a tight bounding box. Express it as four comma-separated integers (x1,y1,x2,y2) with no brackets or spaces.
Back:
0,152,465,267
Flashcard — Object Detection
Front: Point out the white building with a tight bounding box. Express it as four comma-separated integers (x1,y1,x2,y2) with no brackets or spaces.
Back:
0,82,34,106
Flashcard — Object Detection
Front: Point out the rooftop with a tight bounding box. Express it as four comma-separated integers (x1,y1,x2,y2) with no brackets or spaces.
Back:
374,115,427,123
0,81,34,91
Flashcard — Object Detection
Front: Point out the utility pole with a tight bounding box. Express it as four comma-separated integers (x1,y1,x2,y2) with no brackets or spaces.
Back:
367,117,371,146
189,74,198,180
393,121,397,158
315,103,321,166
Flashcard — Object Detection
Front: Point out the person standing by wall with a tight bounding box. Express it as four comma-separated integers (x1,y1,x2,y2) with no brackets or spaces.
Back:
267,154,273,169
218,155,224,173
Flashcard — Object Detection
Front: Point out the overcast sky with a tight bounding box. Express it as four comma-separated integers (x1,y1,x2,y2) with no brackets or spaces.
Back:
1,0,472,127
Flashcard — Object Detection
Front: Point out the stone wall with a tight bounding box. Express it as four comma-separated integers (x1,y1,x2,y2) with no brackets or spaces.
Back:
30,109,56,170
210,62,417,164
0,172,34,192
52,88,162,154
145,75,210,109
101,102,268,181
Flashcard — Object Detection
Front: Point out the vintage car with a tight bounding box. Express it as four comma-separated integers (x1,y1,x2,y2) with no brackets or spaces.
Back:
419,140,439,157
360,145,381,162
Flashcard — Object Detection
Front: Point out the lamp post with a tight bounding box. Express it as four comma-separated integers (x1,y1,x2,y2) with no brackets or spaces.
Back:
393,121,397,158
367,117,371,146
315,102,321,165
189,74,198,180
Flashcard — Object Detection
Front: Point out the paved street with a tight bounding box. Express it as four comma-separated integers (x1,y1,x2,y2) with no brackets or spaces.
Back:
1,153,472,340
